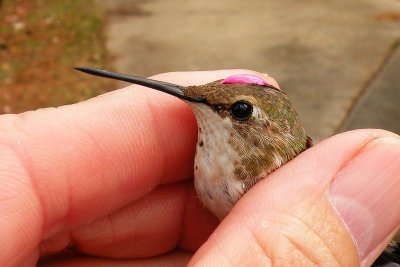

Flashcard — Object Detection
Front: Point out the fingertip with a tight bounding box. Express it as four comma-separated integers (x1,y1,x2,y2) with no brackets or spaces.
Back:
150,69,279,88
191,129,400,266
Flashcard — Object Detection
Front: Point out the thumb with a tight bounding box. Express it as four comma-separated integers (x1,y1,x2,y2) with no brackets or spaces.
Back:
190,130,400,266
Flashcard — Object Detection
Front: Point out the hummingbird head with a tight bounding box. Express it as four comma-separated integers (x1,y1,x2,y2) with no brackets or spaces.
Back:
76,68,312,219
183,74,311,182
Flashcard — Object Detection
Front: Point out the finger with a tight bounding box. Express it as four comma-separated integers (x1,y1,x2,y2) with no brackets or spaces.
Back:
154,70,279,88
40,250,192,267
190,129,400,266
40,182,218,258
0,69,272,265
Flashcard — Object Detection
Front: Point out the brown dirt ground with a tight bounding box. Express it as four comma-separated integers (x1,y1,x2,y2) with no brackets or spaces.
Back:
0,0,116,114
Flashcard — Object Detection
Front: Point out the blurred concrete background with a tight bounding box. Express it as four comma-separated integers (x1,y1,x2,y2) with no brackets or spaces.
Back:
95,0,400,142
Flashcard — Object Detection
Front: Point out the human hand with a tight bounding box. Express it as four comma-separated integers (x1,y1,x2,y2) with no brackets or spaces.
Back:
1,70,399,266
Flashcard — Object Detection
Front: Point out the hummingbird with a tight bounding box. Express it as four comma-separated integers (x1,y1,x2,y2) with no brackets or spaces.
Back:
75,67,399,266
75,67,312,219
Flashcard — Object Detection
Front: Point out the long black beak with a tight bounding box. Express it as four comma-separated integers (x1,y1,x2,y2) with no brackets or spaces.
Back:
75,67,205,103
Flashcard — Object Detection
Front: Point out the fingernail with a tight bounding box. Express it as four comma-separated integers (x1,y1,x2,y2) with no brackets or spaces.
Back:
329,136,400,262
220,74,271,86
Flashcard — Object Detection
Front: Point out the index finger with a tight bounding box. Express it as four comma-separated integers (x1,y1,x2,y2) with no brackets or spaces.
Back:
0,70,276,263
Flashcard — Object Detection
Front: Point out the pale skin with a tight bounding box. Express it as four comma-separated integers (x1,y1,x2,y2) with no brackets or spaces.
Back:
0,70,399,266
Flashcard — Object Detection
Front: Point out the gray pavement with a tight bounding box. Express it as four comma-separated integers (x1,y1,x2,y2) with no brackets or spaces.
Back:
341,45,400,135
95,0,400,142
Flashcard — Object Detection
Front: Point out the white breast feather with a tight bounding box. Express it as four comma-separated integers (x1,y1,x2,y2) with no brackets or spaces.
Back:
189,104,245,219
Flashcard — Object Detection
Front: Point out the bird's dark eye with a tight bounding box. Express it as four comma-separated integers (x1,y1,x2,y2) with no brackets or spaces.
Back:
230,101,253,121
